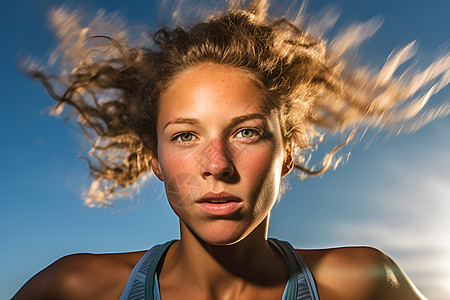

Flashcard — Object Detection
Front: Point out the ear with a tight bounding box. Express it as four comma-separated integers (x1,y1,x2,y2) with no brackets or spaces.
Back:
151,157,164,181
281,149,294,177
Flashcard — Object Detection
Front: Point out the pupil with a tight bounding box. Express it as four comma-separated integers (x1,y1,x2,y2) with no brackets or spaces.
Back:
182,133,190,141
243,130,252,137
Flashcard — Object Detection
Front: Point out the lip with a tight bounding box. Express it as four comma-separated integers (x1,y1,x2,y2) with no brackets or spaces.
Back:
196,192,242,216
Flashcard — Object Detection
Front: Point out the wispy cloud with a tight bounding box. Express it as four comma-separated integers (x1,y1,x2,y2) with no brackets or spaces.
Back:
330,149,450,299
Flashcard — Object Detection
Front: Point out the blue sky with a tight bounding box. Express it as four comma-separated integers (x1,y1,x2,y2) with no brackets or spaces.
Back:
1,0,449,299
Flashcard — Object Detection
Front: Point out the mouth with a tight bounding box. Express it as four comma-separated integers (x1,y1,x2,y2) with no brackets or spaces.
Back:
196,192,242,203
196,192,242,216
203,199,235,203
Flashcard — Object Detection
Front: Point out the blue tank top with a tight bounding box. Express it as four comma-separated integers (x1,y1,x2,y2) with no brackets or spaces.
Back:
120,239,319,300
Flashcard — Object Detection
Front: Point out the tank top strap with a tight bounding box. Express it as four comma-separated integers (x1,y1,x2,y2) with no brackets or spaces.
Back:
269,238,320,300
119,240,175,300
121,239,319,300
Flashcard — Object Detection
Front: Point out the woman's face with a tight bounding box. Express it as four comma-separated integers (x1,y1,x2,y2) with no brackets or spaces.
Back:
152,63,292,245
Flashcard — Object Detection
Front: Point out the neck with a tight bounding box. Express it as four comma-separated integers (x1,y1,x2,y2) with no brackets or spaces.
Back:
159,218,288,297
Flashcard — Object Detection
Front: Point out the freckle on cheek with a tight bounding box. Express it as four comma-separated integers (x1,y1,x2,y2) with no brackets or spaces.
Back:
168,183,176,191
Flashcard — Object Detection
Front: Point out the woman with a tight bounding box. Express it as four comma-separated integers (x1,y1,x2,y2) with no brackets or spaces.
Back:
13,0,448,299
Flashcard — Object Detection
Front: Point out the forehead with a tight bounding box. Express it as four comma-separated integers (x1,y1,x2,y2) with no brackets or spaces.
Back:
158,63,269,117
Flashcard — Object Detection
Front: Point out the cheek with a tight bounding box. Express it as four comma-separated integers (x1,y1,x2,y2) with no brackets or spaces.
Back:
157,140,188,179
246,139,282,170
158,145,203,206
239,143,283,191
165,172,203,210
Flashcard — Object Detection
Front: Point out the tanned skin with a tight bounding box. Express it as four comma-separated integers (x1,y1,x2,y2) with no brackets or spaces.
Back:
13,243,426,300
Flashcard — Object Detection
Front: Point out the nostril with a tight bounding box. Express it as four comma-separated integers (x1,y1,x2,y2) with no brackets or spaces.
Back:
220,164,234,178
202,160,234,178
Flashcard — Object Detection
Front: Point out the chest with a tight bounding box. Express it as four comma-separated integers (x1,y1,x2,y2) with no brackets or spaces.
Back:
157,280,288,300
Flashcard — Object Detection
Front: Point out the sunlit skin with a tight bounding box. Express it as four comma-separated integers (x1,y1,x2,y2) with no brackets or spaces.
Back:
12,64,427,300
152,63,290,246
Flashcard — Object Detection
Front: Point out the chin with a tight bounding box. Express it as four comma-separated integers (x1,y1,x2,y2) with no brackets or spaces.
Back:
193,221,253,246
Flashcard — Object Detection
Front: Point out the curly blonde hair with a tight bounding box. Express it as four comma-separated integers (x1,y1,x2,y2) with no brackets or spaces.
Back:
26,0,449,206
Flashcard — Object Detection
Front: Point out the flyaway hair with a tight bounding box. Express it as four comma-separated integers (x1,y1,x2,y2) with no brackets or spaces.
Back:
24,0,449,206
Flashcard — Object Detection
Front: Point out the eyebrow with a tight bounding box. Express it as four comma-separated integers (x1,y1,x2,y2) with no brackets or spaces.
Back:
163,113,267,131
163,118,199,130
228,113,267,128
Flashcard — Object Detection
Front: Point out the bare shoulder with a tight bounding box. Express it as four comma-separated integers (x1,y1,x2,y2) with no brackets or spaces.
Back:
12,250,146,300
297,246,426,300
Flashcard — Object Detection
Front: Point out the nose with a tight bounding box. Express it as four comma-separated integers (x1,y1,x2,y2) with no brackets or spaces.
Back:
199,139,234,179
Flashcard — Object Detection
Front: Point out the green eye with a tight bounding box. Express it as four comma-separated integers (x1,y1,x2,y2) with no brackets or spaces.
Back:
240,129,255,138
237,128,261,139
177,133,195,142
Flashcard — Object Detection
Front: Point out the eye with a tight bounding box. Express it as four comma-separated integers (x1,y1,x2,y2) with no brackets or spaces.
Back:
235,128,262,140
174,132,198,142
238,129,255,138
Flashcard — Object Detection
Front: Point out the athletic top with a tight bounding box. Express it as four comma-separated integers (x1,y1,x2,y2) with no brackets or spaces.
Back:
119,239,319,300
